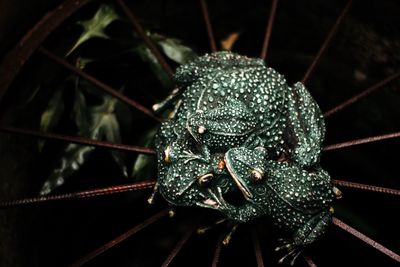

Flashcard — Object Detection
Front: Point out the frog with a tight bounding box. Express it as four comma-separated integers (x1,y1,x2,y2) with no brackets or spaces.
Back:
154,51,333,264
198,146,336,264
170,51,289,154
155,119,235,206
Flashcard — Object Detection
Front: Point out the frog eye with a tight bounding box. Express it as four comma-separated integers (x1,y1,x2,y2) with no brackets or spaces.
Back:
249,168,264,182
197,173,214,187
197,126,206,134
163,145,172,163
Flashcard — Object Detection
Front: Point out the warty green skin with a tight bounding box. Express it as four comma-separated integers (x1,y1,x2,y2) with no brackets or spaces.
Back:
155,51,334,262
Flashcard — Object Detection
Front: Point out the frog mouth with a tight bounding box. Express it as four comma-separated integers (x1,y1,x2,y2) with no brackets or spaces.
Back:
224,155,253,199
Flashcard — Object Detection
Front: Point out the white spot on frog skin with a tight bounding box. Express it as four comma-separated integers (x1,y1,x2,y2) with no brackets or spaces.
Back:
198,126,206,134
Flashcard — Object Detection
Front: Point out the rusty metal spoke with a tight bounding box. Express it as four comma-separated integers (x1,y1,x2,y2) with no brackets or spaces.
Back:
323,131,400,151
252,230,264,267
0,126,155,154
302,0,352,85
304,256,317,267
39,47,161,122
211,234,224,267
199,0,217,52
324,72,400,118
332,217,400,262
115,0,174,79
333,179,400,196
0,0,93,103
0,180,156,208
260,0,279,60
69,209,169,267
161,223,197,267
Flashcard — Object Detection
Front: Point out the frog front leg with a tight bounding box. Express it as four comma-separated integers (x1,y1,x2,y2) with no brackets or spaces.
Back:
276,210,331,265
285,82,325,167
197,187,264,223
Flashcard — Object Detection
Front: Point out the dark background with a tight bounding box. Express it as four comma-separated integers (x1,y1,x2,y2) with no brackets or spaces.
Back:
0,0,399,266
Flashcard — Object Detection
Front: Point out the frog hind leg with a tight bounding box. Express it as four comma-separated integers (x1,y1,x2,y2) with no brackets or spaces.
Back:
276,211,331,265
285,82,325,167
152,88,183,116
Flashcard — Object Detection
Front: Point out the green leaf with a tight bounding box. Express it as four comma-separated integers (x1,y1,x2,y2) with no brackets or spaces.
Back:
40,144,95,195
88,92,128,178
39,88,65,151
132,33,197,89
153,34,197,65
131,128,157,179
134,44,173,89
41,85,128,195
67,4,120,56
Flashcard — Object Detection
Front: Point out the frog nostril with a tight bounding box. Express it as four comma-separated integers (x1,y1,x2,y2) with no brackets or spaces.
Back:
197,173,214,187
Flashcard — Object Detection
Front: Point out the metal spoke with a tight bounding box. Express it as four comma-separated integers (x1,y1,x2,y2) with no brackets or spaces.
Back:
304,256,317,267
161,223,197,267
302,0,352,85
332,217,400,262
69,209,169,267
199,0,217,52
0,126,155,154
39,47,161,122
0,180,156,208
333,179,400,196
323,131,400,151
115,0,174,79
260,0,279,60
324,72,400,118
212,234,223,267
0,0,93,103
252,230,264,267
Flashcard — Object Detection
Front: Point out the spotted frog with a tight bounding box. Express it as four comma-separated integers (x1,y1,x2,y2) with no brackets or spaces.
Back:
154,51,335,264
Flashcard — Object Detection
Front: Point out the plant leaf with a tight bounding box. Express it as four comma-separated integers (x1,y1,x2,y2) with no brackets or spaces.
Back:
88,93,128,177
131,128,157,179
39,88,65,151
133,44,173,89
132,33,197,89
153,34,197,64
41,85,128,194
67,4,120,56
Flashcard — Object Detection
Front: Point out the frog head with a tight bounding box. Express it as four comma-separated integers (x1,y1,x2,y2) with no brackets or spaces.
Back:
186,99,257,152
224,146,268,200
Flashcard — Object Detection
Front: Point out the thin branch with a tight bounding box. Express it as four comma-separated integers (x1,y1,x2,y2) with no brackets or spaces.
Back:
260,0,279,60
323,131,400,151
0,126,155,154
324,72,400,118
115,0,174,79
332,217,400,262
39,47,161,122
0,181,156,208
332,179,400,196
199,0,217,52
252,230,264,267
161,223,197,267
302,0,353,85
69,208,169,267
212,234,224,267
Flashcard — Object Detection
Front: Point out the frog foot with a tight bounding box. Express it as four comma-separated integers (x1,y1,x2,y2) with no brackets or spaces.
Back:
275,240,303,266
